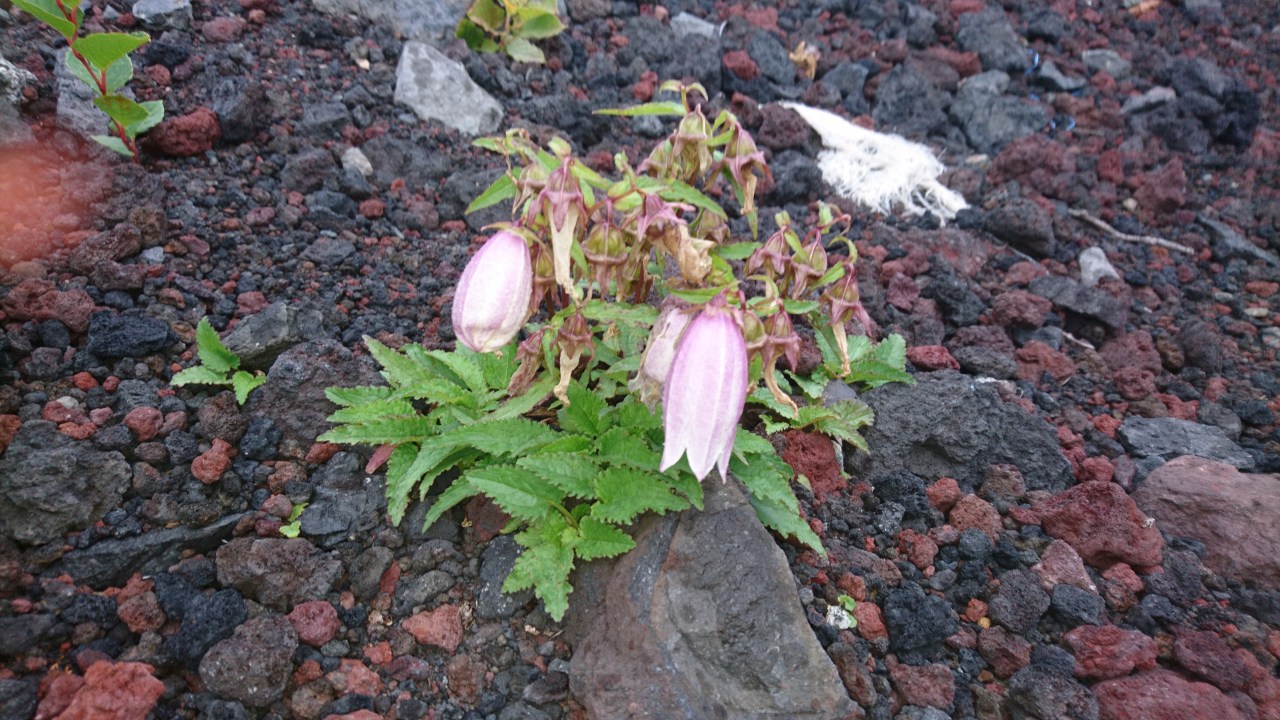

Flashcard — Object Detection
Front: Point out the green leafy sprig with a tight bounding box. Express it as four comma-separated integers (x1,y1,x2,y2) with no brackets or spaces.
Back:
12,0,163,160
171,318,267,405
455,0,565,64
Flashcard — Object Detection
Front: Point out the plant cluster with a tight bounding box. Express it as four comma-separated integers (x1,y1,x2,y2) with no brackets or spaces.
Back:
321,82,911,619
455,0,565,64
12,0,162,160
171,318,267,405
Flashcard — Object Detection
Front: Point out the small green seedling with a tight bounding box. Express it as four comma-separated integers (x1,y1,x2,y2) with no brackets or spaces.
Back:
279,502,306,538
826,593,859,630
455,0,565,64
171,318,266,405
11,0,162,160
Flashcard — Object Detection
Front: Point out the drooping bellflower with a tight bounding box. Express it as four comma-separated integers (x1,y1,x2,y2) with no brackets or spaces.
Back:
659,297,749,482
451,230,533,354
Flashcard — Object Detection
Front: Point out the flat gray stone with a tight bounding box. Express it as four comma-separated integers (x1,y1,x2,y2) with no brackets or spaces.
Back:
394,42,503,135
132,0,192,30
568,479,855,720
1119,417,1255,471
221,302,324,371
58,513,244,588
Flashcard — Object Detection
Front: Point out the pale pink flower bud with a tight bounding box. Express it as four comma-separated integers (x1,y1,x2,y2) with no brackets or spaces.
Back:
451,230,533,354
629,304,691,408
659,297,749,482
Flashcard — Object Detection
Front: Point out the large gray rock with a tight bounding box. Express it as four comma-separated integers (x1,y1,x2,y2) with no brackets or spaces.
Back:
394,42,503,136
1029,274,1128,330
1119,417,1255,471
299,452,386,546
951,71,1049,154
956,7,1030,74
59,513,244,588
568,479,856,720
856,372,1072,493
246,339,381,449
0,421,129,546
1133,456,1280,588
311,0,469,41
0,56,35,148
199,614,297,708
221,301,324,370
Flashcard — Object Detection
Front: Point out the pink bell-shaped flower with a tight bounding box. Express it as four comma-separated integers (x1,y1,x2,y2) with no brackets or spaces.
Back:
659,297,749,481
451,230,533,354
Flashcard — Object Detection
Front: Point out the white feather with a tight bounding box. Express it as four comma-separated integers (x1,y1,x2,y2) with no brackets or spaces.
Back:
778,102,968,223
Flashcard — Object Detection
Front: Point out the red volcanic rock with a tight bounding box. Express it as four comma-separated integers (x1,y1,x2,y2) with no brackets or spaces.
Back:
723,50,760,80
1094,669,1248,720
202,16,247,42
192,438,235,484
1015,341,1076,383
1063,624,1158,680
0,279,96,333
403,605,463,653
780,430,845,500
1173,629,1250,692
1100,331,1163,373
907,345,960,371
287,600,341,647
117,591,165,633
148,107,221,157
926,477,962,512
1034,481,1164,568
123,406,164,441
978,626,1032,679
889,662,954,709
886,273,919,310
1032,539,1096,593
948,494,1001,540
854,601,887,642
56,661,165,720
993,290,1053,328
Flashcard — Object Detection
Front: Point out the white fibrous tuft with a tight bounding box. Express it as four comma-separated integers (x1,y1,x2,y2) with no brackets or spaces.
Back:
778,102,969,223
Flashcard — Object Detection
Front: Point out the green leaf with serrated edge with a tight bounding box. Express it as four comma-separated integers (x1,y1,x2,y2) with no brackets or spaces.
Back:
476,340,518,389
446,417,557,456
666,286,726,304
596,427,660,469
732,427,775,457
171,365,231,387
616,399,661,432
504,517,574,620
421,475,478,531
760,416,789,435
845,362,913,390
660,469,704,511
576,517,634,560
814,324,843,372
482,376,556,422
326,399,418,424
13,0,77,37
747,386,799,418
714,241,760,261
463,0,504,31
127,100,163,136
231,371,266,405
556,382,609,436
533,434,592,454
74,32,149,72
192,318,237,373
871,334,910,372
94,94,149,128
731,452,798,511
580,299,658,325
517,452,598,499
592,467,688,524
365,337,437,388
383,443,421,526
325,386,396,407
505,36,545,64
466,172,516,214
425,348,488,393
317,416,439,445
785,370,829,400
466,465,563,522
516,9,564,39
750,494,825,556
595,100,686,117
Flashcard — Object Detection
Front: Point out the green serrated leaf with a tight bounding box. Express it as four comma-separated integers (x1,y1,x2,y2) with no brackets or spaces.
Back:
576,517,635,560
73,32,149,72
615,399,661,432
92,134,132,157
326,398,419,425
171,365,232,387
447,417,558,456
365,337,437,389
809,399,874,452
231,371,266,405
128,99,163,135
193,317,238,374
594,100,686,117
556,382,610,436
504,518,574,620
534,434,593,454
593,467,688,524
505,36,545,64
421,475,479,531
425,347,488,393
13,0,77,37
732,428,776,457
325,386,396,407
482,375,556,422
464,0,505,32
93,94,149,128
750,493,825,556
383,444,421,525
317,416,440,445
466,465,563,522
660,469,704,511
580,299,658,325
666,286,727,304
731,451,799,511
596,426,661,470
466,172,517,214
517,452,598,498
786,370,829,400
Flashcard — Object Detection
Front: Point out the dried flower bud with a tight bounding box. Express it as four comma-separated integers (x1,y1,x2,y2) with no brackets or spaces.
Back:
553,310,593,405
451,231,533,354
790,237,829,298
629,303,691,408
746,227,791,280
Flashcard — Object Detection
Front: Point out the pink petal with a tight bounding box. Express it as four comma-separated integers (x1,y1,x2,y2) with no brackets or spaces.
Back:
451,231,533,353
